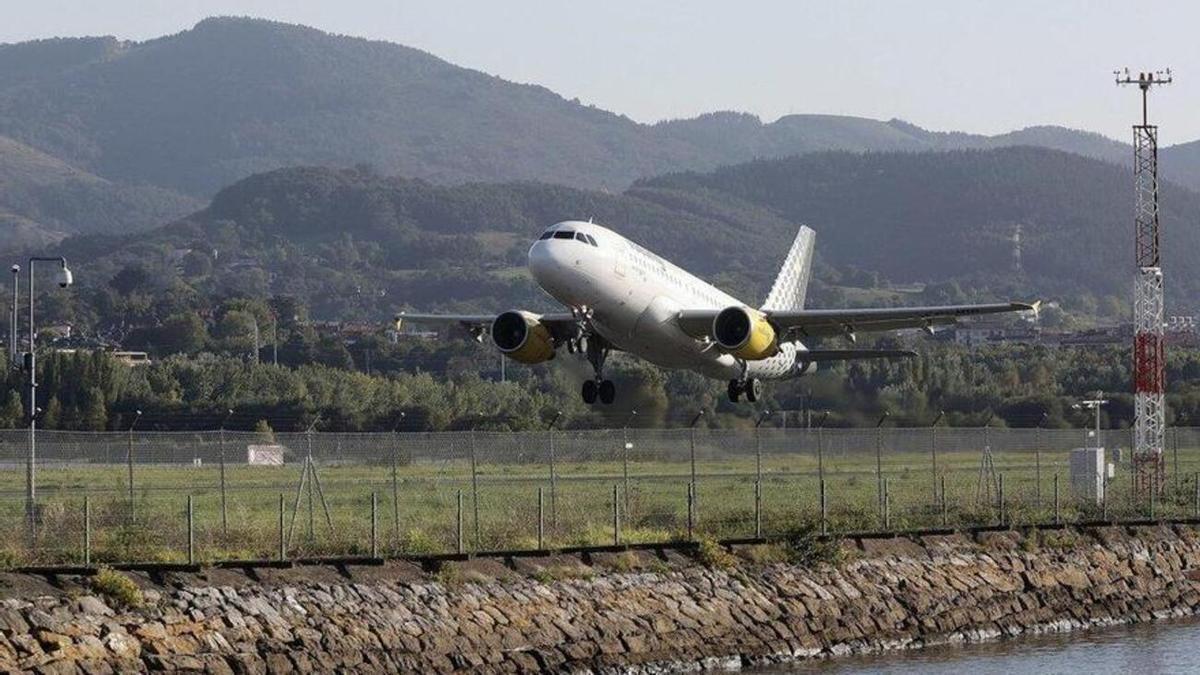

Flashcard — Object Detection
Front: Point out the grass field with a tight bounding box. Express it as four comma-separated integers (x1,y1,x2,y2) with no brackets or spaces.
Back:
2,428,1199,566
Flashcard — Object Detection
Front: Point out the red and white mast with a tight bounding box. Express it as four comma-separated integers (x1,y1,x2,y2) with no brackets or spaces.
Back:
1117,68,1172,498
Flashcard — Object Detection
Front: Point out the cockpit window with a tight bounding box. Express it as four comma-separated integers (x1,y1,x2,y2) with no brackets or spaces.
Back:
575,232,588,243
553,231,575,240
538,231,554,240
584,234,598,247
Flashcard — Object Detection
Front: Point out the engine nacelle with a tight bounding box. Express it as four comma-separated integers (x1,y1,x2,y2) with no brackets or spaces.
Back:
712,306,779,360
491,310,556,364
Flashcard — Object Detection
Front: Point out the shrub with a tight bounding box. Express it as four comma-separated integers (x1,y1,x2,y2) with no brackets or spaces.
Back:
779,523,843,568
694,536,736,570
91,568,143,608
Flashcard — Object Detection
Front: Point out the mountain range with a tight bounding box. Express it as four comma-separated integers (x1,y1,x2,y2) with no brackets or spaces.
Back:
2,17,1200,249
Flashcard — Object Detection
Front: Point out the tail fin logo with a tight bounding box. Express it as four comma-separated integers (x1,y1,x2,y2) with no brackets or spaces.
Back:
761,226,815,312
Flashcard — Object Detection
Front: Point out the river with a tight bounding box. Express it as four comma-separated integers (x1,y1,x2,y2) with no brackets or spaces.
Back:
746,619,1200,674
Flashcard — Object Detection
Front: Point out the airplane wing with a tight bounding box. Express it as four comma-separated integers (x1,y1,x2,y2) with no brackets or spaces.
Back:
677,302,1037,341
394,311,579,341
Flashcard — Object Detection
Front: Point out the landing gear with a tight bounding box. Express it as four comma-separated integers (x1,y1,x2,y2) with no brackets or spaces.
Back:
726,378,761,404
598,379,616,405
579,333,615,405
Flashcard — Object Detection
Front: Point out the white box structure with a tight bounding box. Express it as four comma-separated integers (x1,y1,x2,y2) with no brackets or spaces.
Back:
1069,448,1105,504
246,444,286,466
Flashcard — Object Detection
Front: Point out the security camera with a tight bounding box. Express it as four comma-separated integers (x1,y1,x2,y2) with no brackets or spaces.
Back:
56,266,73,288
10,265,18,273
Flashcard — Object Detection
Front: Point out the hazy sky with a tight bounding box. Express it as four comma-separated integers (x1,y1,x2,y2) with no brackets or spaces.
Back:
5,1,1198,142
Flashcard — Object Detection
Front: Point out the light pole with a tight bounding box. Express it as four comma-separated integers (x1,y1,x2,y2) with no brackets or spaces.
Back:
8,265,17,367
25,256,73,531
127,409,142,514
1073,392,1109,449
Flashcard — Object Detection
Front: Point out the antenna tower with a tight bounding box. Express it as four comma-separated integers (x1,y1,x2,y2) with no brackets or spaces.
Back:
1116,68,1172,498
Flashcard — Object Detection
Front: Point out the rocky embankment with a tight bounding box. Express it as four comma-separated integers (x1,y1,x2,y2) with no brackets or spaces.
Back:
2,525,1200,673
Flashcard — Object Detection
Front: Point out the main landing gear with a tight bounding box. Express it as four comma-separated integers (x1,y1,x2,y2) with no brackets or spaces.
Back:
727,377,761,403
579,333,616,405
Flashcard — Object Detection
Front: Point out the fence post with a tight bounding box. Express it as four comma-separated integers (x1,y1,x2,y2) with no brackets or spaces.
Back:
371,491,378,559
997,473,1005,528
883,477,890,530
754,480,763,539
278,493,285,561
391,434,400,549
1190,470,1200,516
1053,474,1060,525
622,425,631,518
686,483,694,540
930,420,939,507
186,495,194,566
612,484,620,546
1194,472,1199,519
83,495,91,567
537,487,545,550
819,478,828,536
874,413,889,519
219,428,228,538
1150,471,1157,521
456,489,465,555
1035,425,1042,510
940,475,948,528
126,428,135,521
548,429,558,530
470,430,480,550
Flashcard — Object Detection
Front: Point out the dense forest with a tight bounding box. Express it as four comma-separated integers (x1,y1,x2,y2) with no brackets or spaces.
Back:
4,339,1200,432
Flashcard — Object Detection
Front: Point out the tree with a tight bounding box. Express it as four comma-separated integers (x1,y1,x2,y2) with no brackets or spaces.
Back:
158,313,208,355
0,391,23,427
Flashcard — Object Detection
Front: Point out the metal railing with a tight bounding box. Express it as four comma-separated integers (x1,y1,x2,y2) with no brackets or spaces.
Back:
0,426,1197,565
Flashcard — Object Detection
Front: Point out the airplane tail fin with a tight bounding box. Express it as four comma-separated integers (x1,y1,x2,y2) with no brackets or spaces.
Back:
761,226,815,312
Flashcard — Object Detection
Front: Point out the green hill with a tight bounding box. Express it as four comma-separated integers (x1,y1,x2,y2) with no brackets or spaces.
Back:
0,134,200,245
641,146,1200,302
45,146,1200,342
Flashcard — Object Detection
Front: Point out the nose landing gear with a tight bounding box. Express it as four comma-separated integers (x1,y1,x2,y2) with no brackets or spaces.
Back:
578,334,616,405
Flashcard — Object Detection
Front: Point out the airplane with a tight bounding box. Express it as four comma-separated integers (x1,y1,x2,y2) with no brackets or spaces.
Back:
395,221,1036,405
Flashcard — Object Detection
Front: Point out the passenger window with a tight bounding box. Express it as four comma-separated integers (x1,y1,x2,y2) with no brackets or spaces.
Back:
553,231,575,240
539,231,554,240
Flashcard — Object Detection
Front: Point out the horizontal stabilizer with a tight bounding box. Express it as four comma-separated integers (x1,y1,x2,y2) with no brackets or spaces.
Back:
799,349,916,362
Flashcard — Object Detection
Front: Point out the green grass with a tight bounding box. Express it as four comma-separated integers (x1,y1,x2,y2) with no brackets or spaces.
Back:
1,442,1197,566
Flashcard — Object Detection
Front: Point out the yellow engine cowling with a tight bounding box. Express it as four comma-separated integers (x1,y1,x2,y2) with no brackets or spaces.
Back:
490,310,556,364
712,306,779,360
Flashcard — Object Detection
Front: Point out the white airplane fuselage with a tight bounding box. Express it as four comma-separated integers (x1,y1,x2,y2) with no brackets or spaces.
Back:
528,220,805,380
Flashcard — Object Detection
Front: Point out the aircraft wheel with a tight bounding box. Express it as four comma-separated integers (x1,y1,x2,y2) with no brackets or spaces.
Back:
582,379,598,404
727,379,741,403
598,379,616,405
745,378,762,403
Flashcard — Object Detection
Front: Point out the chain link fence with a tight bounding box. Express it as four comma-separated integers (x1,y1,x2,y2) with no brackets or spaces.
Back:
0,426,1198,565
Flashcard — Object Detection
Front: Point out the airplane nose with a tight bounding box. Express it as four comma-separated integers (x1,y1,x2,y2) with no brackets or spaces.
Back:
528,240,559,287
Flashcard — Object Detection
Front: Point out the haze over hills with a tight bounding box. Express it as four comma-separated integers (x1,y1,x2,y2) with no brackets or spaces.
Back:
1,14,1197,232
0,134,201,248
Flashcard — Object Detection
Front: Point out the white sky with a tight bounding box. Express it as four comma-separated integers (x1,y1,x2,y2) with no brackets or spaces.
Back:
3,0,1198,142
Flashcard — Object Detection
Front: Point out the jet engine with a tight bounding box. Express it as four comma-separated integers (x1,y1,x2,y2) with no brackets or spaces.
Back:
712,306,779,360
491,310,556,364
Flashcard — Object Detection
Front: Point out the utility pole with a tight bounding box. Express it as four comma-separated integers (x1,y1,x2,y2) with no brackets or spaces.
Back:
1117,68,1172,499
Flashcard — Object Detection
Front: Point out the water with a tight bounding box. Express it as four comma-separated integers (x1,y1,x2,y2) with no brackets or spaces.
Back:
747,619,1200,674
